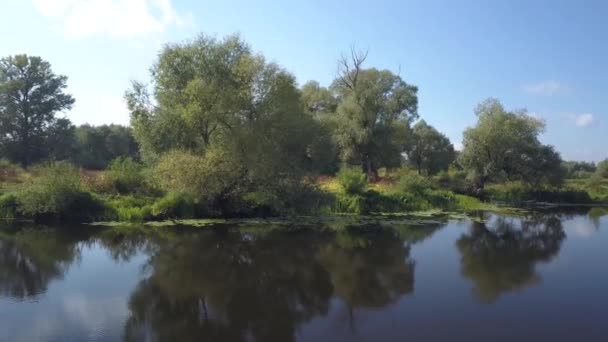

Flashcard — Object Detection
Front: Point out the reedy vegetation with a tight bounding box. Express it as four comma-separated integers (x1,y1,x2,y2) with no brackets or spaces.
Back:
0,33,606,223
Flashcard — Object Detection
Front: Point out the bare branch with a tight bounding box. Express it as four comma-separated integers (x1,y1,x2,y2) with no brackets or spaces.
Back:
337,46,368,90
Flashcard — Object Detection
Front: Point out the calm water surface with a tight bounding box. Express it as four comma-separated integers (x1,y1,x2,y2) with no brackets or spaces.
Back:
1,208,607,341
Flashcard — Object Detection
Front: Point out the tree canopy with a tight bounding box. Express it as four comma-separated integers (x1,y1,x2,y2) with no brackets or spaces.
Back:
330,49,418,179
405,119,455,175
0,55,75,166
459,98,563,188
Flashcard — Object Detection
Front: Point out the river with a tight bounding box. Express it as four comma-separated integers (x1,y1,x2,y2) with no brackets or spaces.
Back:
0,208,607,341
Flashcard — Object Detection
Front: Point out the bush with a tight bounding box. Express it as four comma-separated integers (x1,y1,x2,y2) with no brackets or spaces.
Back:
151,193,196,219
337,167,368,195
335,192,367,214
154,148,243,202
105,196,155,222
0,159,22,183
16,163,106,222
397,171,432,195
432,168,471,194
486,182,592,204
0,193,18,219
105,157,152,195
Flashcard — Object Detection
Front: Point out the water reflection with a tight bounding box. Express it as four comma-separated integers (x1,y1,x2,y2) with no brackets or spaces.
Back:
2,211,606,341
0,226,83,299
457,213,566,302
123,224,438,342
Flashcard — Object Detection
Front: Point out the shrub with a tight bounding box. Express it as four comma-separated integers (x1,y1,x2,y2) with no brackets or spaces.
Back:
154,148,244,202
16,163,105,222
397,171,432,195
486,182,592,204
105,196,155,222
105,157,152,195
335,192,367,214
151,193,196,219
337,167,368,195
0,159,22,183
0,193,18,219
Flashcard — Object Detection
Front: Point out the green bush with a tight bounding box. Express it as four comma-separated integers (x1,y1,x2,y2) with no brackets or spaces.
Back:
105,195,155,222
151,193,196,219
337,167,368,195
105,157,154,195
335,192,367,214
16,163,105,222
0,193,18,219
486,182,592,204
397,171,433,195
0,159,22,183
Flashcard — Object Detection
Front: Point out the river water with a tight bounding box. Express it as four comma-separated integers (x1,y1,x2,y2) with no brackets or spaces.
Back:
0,208,607,341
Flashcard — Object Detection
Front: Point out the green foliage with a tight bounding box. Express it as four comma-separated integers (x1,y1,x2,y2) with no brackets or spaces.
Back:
562,161,596,179
73,124,139,169
105,196,154,222
397,170,433,195
432,168,471,194
0,193,18,219
15,163,105,222
0,159,22,183
405,120,455,175
151,193,196,219
331,50,418,179
337,167,368,195
486,182,592,204
459,98,563,188
596,159,608,178
105,157,151,195
335,192,367,214
0,54,75,167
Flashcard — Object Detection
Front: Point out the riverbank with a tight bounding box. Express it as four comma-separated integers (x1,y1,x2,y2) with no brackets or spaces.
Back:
0,162,606,224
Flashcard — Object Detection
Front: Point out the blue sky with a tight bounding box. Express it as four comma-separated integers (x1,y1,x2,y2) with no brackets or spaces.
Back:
1,0,606,161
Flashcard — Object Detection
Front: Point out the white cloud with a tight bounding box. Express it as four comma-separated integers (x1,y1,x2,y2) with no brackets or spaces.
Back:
572,113,595,128
522,81,569,96
31,0,189,38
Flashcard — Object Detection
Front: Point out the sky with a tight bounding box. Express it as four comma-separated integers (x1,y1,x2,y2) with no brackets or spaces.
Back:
0,0,606,162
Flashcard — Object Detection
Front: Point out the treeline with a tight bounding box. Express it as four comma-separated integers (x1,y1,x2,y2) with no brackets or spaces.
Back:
1,33,607,222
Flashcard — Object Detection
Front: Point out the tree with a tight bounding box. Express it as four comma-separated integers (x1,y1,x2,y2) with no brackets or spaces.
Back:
405,120,455,175
126,34,323,213
596,159,608,178
46,118,77,162
459,98,562,189
332,49,418,180
0,55,75,167
300,81,340,174
73,124,139,169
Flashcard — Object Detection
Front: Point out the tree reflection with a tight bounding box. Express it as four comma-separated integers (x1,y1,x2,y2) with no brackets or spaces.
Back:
316,225,423,333
123,227,333,342
123,224,440,341
457,213,565,302
0,225,84,299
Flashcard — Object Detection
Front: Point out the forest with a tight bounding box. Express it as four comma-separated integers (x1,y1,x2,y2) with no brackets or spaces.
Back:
0,34,607,223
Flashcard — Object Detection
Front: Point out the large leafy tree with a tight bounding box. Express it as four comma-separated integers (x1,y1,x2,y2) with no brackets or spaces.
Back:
405,120,455,175
0,55,75,167
126,34,322,211
332,50,418,180
459,98,563,188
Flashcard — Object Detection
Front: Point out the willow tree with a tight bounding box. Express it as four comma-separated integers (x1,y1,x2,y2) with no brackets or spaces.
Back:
459,98,563,189
331,49,418,180
126,34,323,212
